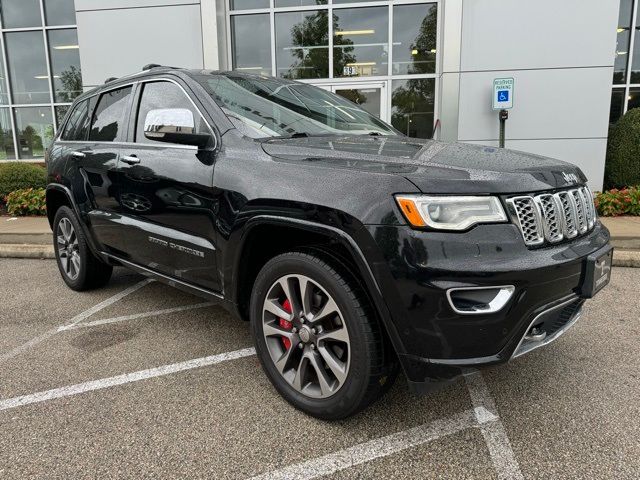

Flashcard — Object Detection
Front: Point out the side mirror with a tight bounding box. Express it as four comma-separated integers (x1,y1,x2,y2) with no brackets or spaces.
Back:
144,108,212,149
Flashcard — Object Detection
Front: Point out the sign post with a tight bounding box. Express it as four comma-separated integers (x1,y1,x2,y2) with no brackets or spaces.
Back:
492,78,514,148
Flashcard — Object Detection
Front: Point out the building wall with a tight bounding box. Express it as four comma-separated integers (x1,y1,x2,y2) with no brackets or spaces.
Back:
75,0,211,88
74,0,620,189
440,0,620,190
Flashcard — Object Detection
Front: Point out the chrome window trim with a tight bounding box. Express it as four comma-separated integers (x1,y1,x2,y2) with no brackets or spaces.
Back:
59,76,218,151
56,139,198,152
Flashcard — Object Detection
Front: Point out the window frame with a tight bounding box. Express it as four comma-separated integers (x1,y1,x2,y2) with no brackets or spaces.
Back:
225,0,442,138
0,0,80,159
612,0,640,123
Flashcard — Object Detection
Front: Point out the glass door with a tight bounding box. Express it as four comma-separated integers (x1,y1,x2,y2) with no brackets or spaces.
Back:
320,82,388,121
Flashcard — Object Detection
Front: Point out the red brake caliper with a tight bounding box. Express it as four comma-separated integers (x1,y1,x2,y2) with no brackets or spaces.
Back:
279,299,293,350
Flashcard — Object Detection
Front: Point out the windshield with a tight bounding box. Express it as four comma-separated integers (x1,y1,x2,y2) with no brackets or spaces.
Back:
195,73,398,139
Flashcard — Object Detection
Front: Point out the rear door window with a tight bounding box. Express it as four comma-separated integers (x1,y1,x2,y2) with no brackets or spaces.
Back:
89,86,132,142
61,100,89,141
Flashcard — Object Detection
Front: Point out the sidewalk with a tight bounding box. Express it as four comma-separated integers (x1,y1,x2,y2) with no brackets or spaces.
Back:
1,215,640,265
0,216,53,258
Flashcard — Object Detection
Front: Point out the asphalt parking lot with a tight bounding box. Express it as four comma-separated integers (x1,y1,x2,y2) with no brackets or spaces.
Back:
0,259,638,479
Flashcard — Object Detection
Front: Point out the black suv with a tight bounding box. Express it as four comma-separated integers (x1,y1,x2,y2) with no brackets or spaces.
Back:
46,66,612,420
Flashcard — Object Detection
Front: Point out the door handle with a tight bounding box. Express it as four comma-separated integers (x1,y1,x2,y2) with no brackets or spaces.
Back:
121,155,140,165
71,151,85,159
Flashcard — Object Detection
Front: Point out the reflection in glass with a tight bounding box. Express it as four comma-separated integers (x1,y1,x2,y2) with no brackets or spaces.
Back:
200,74,394,138
629,87,640,112
393,4,437,75
334,87,381,117
231,14,271,76
391,78,435,139
333,7,388,78
89,87,132,142
276,11,328,79
0,54,8,105
55,105,70,127
43,0,76,25
230,0,269,10
0,0,42,28
275,0,326,7
5,31,51,104
609,89,626,125
48,29,82,102
614,0,634,84
0,108,15,160
631,7,640,83
14,107,54,159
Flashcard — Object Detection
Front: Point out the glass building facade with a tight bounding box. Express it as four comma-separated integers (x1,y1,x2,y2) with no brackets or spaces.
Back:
227,0,439,139
0,0,80,160
611,0,640,124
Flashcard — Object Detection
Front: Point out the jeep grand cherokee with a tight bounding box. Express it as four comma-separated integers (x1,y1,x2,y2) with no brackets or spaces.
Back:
45,66,613,420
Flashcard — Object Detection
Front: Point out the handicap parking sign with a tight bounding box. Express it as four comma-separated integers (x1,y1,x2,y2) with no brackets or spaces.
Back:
493,78,514,110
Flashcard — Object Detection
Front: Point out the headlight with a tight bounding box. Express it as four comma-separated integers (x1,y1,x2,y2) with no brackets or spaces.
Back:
395,195,508,230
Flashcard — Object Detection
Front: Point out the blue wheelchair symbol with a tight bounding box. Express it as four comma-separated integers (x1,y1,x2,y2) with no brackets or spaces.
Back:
497,90,509,102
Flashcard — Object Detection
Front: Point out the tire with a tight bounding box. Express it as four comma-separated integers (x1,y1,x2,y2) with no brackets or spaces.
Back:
53,206,113,291
250,251,396,420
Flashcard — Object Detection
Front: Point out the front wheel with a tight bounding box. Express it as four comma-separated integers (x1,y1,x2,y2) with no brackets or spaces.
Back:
250,251,395,420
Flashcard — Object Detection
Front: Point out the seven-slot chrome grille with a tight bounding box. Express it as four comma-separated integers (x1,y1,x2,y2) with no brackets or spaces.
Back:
506,186,596,247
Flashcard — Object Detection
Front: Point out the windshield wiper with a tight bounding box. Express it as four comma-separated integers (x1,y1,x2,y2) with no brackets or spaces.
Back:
368,132,382,136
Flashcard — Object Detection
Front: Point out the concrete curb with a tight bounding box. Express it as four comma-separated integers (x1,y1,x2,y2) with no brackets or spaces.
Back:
612,250,640,268
0,244,55,259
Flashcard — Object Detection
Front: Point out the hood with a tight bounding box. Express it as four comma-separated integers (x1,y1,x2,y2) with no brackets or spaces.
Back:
261,135,587,194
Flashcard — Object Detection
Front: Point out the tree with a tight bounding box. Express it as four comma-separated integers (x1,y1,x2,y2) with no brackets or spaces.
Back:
391,6,437,138
58,65,82,102
282,11,356,80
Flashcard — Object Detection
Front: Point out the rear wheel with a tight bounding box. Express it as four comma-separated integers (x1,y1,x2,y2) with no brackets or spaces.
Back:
250,251,396,420
53,206,112,291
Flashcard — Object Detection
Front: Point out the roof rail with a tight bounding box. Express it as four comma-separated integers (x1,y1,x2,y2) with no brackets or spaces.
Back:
142,63,162,71
104,76,118,83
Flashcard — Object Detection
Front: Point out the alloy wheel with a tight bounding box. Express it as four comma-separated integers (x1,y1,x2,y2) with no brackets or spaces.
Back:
262,274,351,398
57,217,81,280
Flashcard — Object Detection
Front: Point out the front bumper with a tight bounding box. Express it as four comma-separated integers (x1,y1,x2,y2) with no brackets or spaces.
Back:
363,220,611,393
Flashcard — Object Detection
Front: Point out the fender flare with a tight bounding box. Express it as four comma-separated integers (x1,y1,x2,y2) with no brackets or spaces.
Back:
230,215,407,357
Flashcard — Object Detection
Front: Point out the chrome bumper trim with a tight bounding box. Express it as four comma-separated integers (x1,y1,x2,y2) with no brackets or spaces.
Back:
511,295,582,359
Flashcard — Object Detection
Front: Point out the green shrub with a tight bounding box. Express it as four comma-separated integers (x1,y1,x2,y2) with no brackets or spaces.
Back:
4,187,47,216
0,162,47,199
605,108,640,188
594,186,640,216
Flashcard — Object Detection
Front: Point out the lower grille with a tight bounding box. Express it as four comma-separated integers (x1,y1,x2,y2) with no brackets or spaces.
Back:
507,186,596,247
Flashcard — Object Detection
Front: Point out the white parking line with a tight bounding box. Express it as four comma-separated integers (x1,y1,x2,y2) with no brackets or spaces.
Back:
0,347,256,412
57,302,216,331
464,370,524,480
248,409,495,480
0,279,152,364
